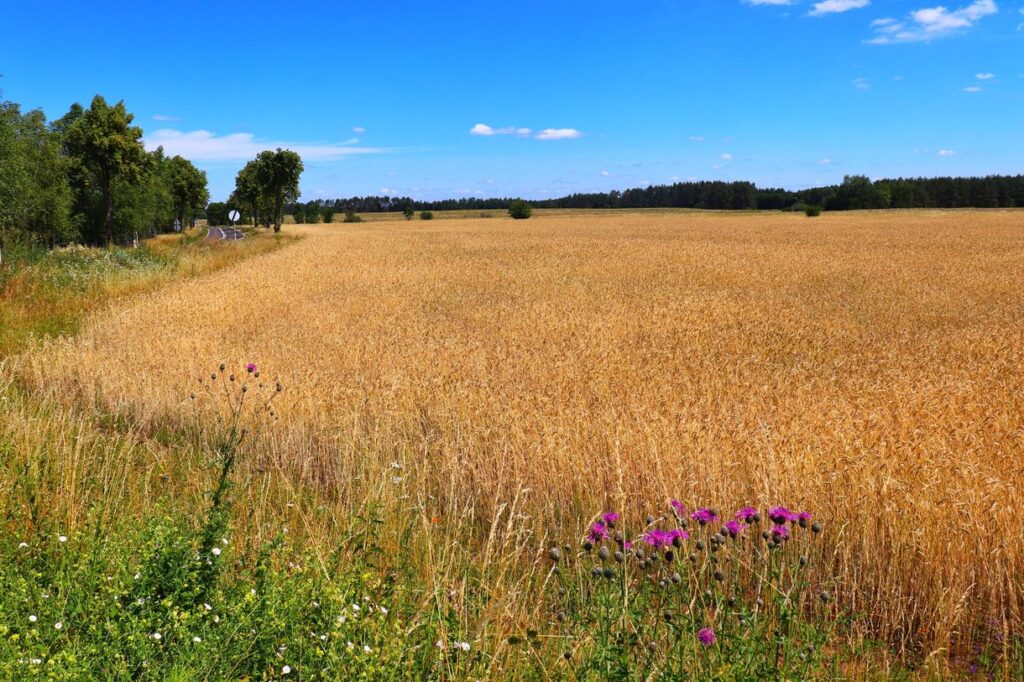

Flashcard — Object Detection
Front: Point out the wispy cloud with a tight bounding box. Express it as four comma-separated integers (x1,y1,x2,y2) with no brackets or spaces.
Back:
852,77,870,90
810,0,870,16
353,126,366,134
535,128,584,140
975,72,994,79
152,114,179,122
818,158,833,165
720,152,733,160
600,170,611,177
963,85,983,92
938,148,957,156
688,135,705,142
746,0,793,5
469,124,583,140
868,0,998,44
143,129,387,161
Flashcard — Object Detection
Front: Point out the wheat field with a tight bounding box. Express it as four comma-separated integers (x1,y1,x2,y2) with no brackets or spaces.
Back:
16,210,1024,665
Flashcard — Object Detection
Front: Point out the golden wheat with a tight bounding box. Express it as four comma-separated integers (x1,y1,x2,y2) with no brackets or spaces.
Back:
16,210,1024,664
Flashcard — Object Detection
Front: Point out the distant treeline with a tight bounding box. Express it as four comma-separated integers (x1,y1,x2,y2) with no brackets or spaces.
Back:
284,175,1024,220
1,93,208,247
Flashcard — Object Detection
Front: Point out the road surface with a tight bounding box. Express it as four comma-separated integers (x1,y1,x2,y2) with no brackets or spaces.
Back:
206,226,245,241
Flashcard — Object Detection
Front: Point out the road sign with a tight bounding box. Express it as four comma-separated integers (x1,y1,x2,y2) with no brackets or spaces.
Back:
228,210,240,224
174,218,182,232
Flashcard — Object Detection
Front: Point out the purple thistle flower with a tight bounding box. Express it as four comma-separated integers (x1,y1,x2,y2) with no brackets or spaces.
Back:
768,506,798,524
622,540,633,551
670,499,687,516
668,528,689,543
602,511,620,527
771,524,790,539
735,506,758,521
690,508,718,525
697,627,716,646
724,520,746,537
587,522,610,543
246,363,257,373
642,529,670,549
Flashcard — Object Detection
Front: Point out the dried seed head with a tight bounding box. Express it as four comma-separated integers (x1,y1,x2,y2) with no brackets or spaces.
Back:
602,567,614,580
664,550,674,563
548,547,561,562
819,591,832,603
598,546,610,561
583,540,593,552
614,551,624,563
671,572,682,584
219,363,225,372
695,541,705,551
688,553,698,563
812,522,822,534
714,570,725,582
799,555,807,567
563,651,572,661
646,515,655,525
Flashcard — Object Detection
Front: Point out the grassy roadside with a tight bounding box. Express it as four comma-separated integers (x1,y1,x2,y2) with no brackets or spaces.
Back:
0,229,287,357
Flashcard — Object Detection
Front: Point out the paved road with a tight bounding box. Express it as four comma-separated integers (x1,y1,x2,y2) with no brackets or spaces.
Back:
206,226,245,241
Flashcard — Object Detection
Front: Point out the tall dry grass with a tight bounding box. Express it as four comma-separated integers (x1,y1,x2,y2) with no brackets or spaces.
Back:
14,210,1024,666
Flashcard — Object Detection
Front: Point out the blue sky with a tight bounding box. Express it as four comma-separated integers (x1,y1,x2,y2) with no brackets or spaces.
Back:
2,0,1022,201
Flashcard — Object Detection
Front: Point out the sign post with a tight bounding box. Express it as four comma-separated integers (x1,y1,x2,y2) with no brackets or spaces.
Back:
228,209,240,226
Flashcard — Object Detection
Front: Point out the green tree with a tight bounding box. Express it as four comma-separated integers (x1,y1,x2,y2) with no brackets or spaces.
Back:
252,148,303,233
167,155,209,228
63,95,148,244
0,99,75,245
231,161,264,228
403,206,414,220
508,200,532,219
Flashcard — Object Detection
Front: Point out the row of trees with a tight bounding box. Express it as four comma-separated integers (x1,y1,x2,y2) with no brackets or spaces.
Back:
227,150,303,232
1,93,208,246
287,175,1024,219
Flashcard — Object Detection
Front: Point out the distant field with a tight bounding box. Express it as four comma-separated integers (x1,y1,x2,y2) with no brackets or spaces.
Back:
16,209,1024,673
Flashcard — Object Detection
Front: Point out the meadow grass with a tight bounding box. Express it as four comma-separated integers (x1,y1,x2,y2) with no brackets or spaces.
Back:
3,210,1023,678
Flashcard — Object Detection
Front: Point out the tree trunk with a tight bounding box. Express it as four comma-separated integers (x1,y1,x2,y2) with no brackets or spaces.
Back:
102,177,113,246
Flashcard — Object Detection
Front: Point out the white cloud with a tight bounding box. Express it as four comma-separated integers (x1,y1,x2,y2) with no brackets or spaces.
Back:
975,72,994,79
852,77,870,90
688,135,705,142
152,114,179,122
747,0,794,5
353,126,366,134
469,123,533,137
143,129,386,161
810,0,870,16
720,152,733,160
868,0,998,44
818,158,833,165
938,149,957,156
535,128,584,140
600,170,611,177
963,85,983,92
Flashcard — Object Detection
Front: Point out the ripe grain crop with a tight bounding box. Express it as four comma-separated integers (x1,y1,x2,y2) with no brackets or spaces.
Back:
14,210,1024,668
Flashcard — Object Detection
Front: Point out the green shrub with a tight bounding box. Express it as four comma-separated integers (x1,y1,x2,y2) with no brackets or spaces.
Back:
508,200,532,220
403,207,415,221
805,205,823,217
419,211,433,221
343,212,364,223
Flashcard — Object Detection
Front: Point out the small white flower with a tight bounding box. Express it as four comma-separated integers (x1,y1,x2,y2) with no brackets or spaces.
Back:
213,615,220,623
18,542,28,549
58,535,67,543
320,634,327,641
211,547,221,556
136,598,145,605
337,615,346,624
311,601,319,608
459,641,471,652
192,636,202,643
351,604,360,612
363,645,371,653
151,632,162,640
28,615,37,623
379,606,388,615
391,461,403,469
54,622,63,630
134,572,141,580
30,658,42,665
204,603,212,611
221,537,228,545
436,640,443,649
346,641,354,649
282,665,292,674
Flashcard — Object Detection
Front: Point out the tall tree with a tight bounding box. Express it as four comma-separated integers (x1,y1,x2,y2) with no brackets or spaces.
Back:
167,155,209,228
63,95,147,244
252,148,303,233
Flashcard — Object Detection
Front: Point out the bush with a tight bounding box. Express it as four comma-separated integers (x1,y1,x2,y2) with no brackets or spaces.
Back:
508,200,532,220
343,212,363,223
805,205,823,217
419,211,433,221
403,207,415,221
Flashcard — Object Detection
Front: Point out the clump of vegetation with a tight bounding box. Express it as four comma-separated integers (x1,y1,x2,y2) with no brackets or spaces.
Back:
343,212,364,223
419,211,434,221
805,205,822,217
403,206,415,221
526,504,835,679
508,200,532,220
